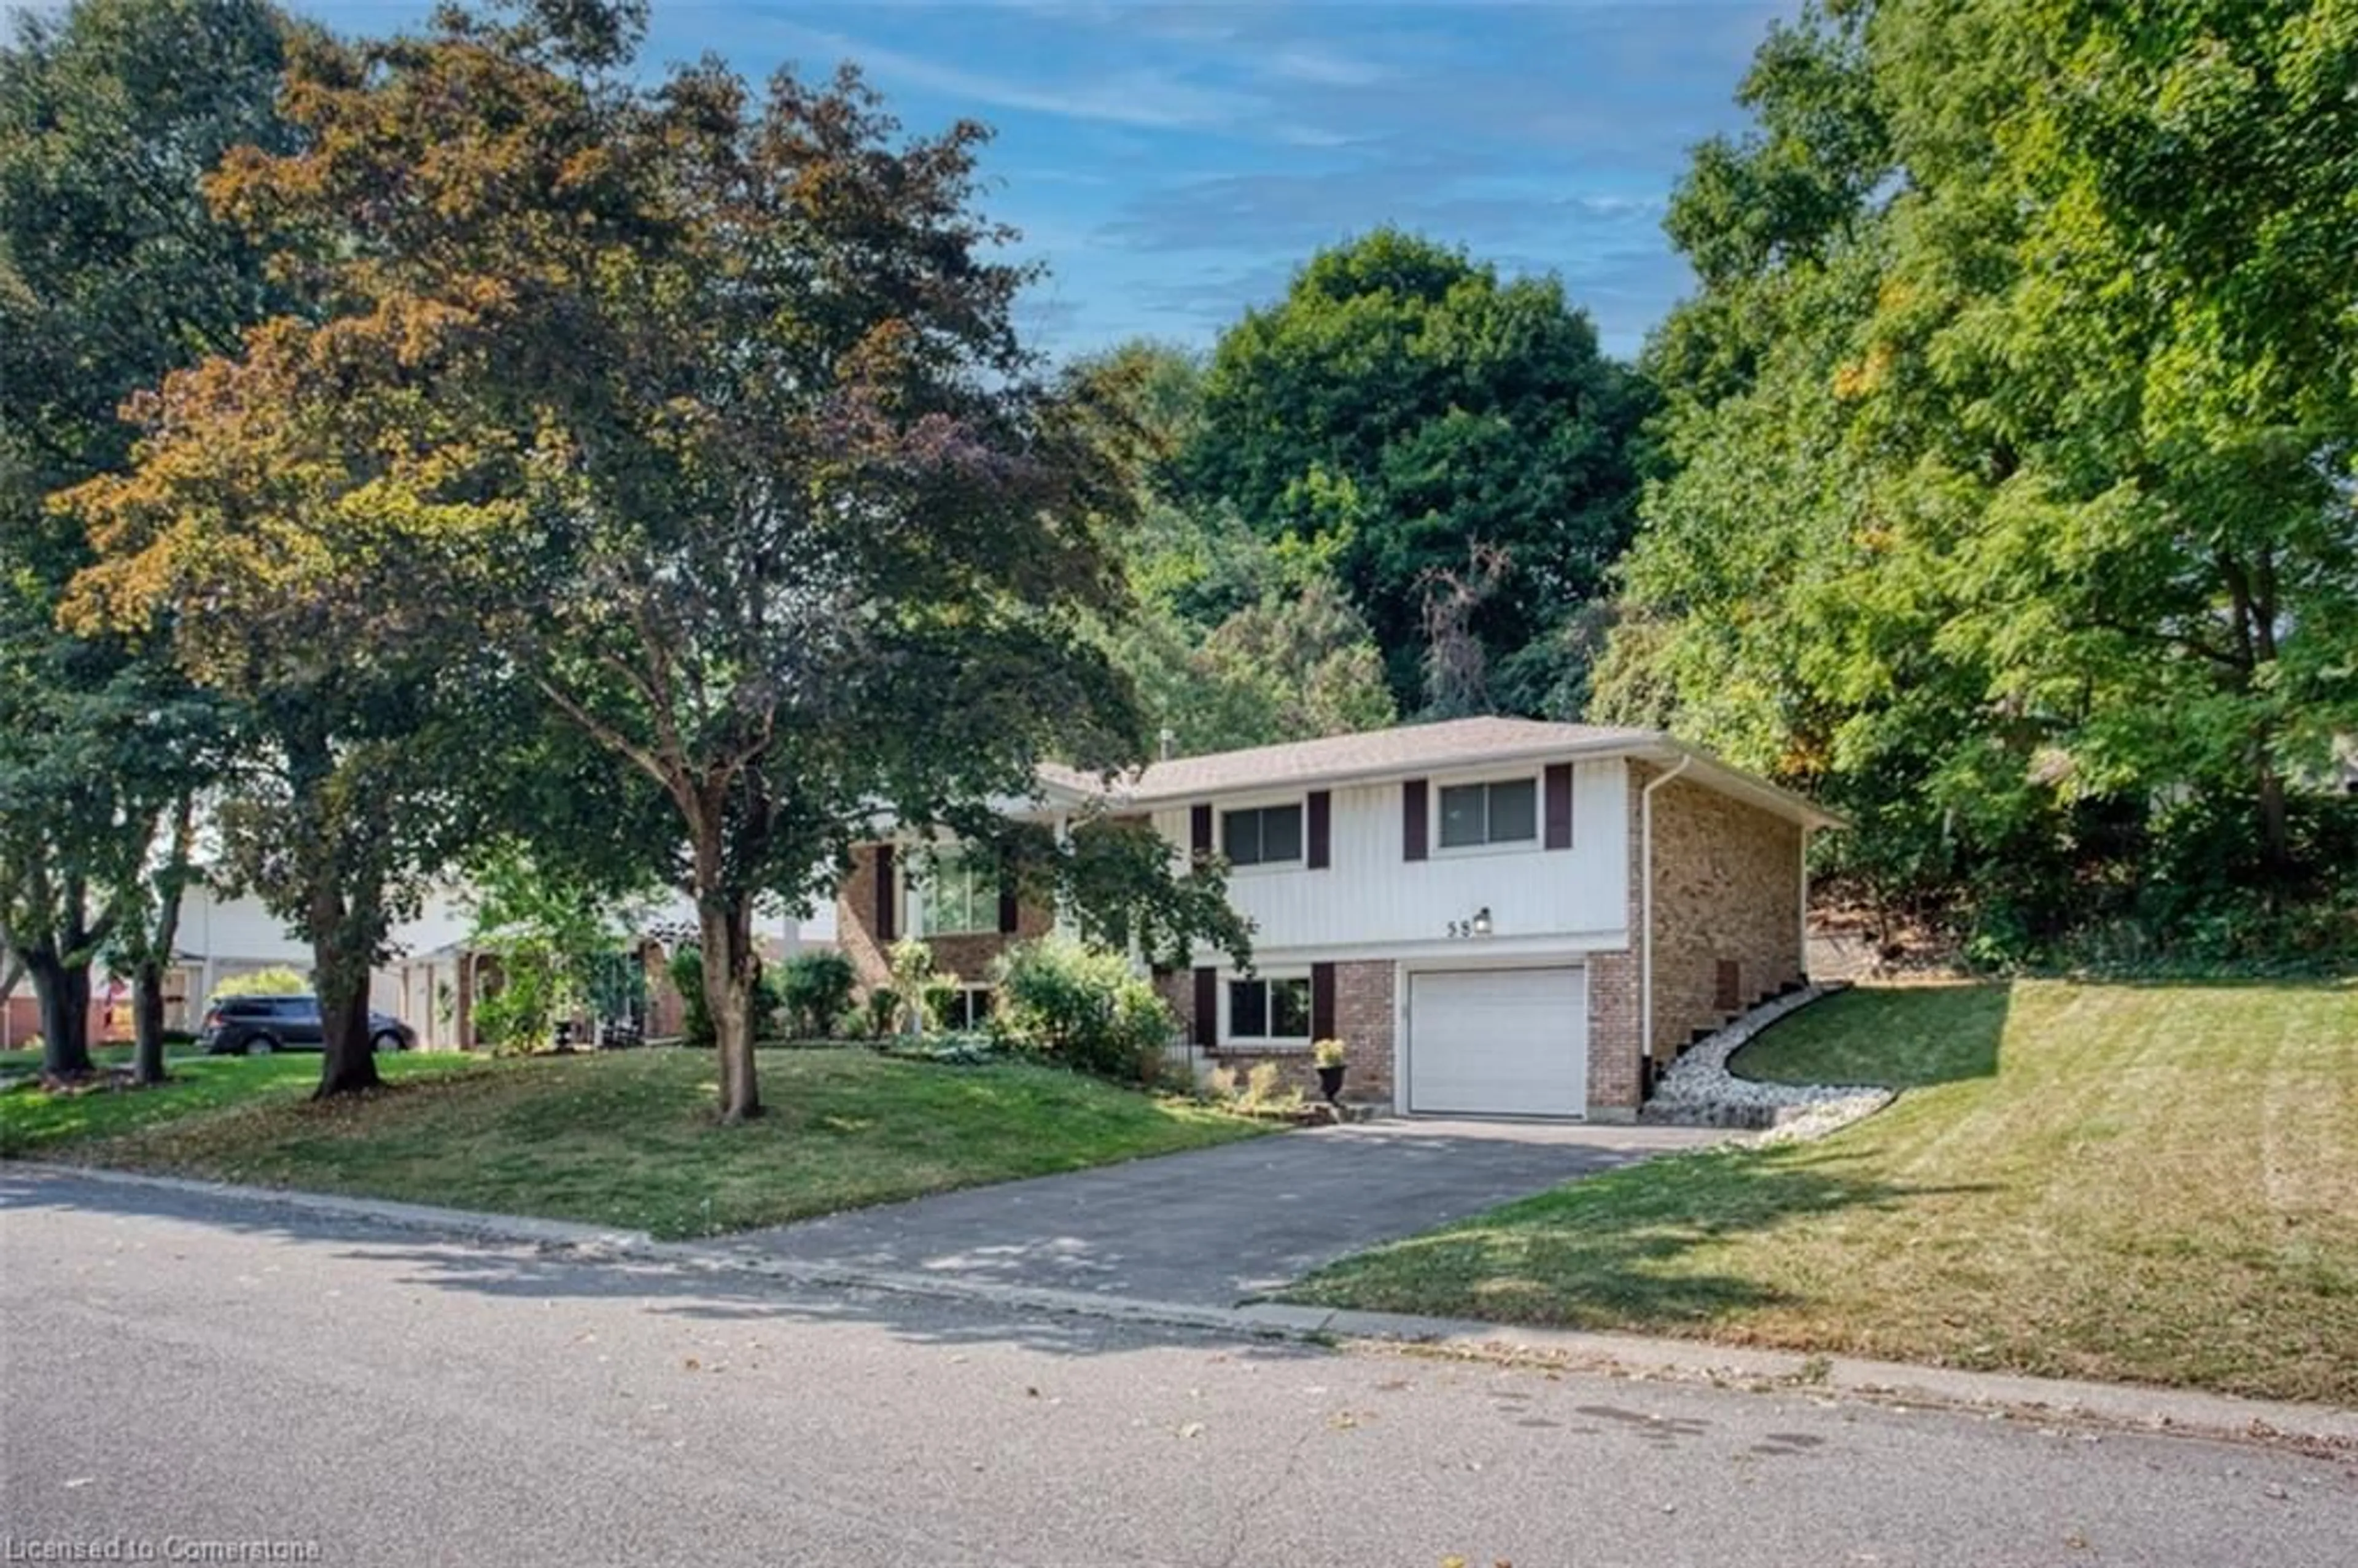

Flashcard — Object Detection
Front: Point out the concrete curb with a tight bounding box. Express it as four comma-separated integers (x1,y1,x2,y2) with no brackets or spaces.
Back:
14,1160,2356,1451
1251,1306,2358,1450
7,1161,655,1253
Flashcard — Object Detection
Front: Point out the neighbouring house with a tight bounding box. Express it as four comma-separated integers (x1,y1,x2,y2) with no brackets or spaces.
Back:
4,875,839,1052
90,885,820,1052
1,885,390,1049
390,891,819,1050
836,717,1842,1121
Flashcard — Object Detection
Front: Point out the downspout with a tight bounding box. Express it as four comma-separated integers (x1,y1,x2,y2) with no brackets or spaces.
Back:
1638,753,1693,1098
1798,823,1815,983
1051,812,1075,946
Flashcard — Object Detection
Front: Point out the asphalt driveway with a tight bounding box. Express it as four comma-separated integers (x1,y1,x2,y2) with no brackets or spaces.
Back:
731,1119,1730,1306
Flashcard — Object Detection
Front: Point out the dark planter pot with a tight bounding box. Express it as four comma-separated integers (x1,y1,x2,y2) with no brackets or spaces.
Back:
1316,1063,1346,1104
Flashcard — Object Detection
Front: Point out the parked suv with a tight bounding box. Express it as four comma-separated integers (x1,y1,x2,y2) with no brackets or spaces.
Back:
198,995,414,1056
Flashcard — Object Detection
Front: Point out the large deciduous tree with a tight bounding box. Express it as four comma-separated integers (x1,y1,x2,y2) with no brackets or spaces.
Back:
64,311,531,1095
1075,344,1395,756
1,0,288,1079
1181,230,1648,713
1601,0,2358,960
71,1,1239,1117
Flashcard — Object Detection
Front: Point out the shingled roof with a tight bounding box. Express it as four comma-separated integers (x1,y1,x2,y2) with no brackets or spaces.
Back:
1041,717,1672,807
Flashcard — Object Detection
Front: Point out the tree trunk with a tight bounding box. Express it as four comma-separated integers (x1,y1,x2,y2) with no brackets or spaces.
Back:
134,795,196,1085
309,881,381,1099
26,947,94,1079
698,893,762,1124
2257,760,2292,877
131,958,169,1086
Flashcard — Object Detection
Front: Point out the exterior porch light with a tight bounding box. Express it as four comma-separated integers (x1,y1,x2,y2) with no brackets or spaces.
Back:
1471,906,1493,937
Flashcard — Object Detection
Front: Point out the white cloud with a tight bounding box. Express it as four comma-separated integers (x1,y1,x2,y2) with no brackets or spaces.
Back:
769,21,1261,131
1263,45,1388,88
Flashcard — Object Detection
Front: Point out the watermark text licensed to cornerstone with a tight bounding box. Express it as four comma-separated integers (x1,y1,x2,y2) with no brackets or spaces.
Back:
3,1538,322,1563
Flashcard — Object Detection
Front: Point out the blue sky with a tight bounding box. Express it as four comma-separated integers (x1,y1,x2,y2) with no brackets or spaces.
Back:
18,0,1796,360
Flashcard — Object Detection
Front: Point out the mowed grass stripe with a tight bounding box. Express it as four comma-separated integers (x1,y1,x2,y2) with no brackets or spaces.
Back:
1283,980,2358,1403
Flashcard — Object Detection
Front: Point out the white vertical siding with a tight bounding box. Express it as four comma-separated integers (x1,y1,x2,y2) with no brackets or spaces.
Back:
1154,759,1630,960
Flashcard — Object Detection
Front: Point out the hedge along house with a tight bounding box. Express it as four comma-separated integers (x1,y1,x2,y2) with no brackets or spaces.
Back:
836,717,1841,1120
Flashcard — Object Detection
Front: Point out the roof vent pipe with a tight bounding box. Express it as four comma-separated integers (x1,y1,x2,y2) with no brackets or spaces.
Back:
1159,726,1176,761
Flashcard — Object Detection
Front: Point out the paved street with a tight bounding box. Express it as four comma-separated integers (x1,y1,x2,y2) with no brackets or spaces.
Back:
4,1167,2354,1568
735,1118,1729,1304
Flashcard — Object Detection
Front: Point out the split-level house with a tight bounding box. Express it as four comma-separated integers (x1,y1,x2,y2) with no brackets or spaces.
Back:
838,717,1841,1120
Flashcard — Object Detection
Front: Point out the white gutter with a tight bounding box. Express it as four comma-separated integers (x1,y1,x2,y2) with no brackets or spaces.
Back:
1638,753,1694,1087
1059,737,1843,829
1067,734,1651,811
1798,822,1815,980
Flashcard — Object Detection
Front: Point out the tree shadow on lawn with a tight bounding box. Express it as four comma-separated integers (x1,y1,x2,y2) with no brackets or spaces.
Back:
0,1168,1323,1365
1726,980,2012,1091
1291,1146,1997,1330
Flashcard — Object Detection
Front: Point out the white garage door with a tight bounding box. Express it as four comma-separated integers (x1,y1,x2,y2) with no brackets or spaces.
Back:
1407,966,1587,1118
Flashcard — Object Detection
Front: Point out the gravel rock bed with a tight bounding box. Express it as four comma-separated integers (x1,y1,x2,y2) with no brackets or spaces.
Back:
1640,982,1894,1141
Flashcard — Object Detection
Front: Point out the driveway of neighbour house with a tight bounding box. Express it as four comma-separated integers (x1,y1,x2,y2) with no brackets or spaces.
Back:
730,1119,1732,1307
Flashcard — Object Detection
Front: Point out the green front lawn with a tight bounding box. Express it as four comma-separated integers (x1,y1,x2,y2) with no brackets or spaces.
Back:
15,1047,1265,1238
2,1043,142,1079
1283,979,2358,1405
1,1050,490,1155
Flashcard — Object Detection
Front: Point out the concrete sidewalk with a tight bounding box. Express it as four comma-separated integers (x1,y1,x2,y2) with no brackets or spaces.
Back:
9,1161,2354,1451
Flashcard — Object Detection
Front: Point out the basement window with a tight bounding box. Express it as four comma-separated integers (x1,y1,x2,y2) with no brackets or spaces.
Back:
1226,974,1311,1046
943,986,995,1031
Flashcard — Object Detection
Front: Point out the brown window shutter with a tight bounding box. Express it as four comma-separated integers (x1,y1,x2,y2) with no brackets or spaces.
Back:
873,845,897,942
1544,763,1573,850
1190,802,1213,862
1192,966,1218,1048
1306,790,1331,869
1402,778,1428,861
998,869,1019,934
1311,961,1336,1041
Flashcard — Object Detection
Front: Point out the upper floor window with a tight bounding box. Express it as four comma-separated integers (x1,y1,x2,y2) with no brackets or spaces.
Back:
1438,777,1538,850
912,850,997,936
1223,803,1303,867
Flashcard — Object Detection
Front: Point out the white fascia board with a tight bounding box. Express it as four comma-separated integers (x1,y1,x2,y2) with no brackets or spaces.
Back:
1043,736,1846,831
1637,742,1849,831
1194,931,1633,968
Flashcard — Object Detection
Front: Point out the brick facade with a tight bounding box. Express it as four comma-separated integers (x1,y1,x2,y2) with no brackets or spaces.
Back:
1585,948,1642,1116
836,844,1054,993
1645,774,1805,1057
1326,960,1396,1105
1158,960,1397,1108
1582,764,1651,1117
1581,763,1808,1115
